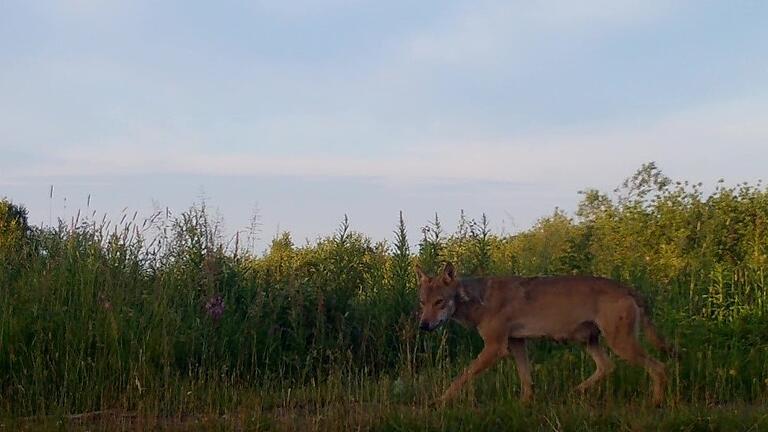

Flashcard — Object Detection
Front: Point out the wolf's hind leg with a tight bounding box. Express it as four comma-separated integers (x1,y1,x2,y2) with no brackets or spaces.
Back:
600,300,667,406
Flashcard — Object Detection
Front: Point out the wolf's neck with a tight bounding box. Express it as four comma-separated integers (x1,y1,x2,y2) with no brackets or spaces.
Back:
451,280,485,328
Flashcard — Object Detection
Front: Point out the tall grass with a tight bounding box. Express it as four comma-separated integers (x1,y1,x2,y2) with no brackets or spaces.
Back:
1,163,767,428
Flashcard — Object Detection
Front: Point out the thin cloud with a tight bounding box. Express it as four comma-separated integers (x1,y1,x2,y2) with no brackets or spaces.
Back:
5,98,766,188
396,0,675,67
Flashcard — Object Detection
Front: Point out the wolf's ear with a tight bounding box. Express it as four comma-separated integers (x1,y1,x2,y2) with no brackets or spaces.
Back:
442,261,456,284
414,265,429,284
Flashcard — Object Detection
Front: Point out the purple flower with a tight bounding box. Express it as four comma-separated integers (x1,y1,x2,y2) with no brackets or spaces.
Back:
204,293,225,322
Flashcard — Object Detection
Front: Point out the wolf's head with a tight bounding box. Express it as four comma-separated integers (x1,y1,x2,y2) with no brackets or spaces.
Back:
415,261,465,331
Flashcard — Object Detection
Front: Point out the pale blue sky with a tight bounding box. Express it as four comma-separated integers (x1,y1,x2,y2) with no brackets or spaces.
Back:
2,1,767,250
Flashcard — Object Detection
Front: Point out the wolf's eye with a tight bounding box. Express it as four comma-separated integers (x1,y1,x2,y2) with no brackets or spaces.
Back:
434,298,444,307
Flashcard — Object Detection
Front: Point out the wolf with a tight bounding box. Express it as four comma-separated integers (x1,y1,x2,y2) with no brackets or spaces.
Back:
416,262,669,405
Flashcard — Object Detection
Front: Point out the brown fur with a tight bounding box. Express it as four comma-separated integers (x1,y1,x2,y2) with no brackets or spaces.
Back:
416,262,669,406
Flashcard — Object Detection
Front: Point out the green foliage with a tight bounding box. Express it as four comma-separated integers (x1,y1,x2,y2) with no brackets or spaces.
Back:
418,213,444,274
1,164,768,424
443,211,493,276
390,211,411,296
0,199,33,272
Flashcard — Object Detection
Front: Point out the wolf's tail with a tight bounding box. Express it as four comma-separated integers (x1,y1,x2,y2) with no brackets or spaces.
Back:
641,314,674,356
630,290,675,356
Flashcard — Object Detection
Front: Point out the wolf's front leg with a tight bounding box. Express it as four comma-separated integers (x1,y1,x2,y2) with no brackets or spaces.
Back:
439,343,507,403
509,338,533,402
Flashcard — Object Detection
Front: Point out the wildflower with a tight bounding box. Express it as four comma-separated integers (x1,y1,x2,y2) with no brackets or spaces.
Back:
99,292,112,311
204,293,225,322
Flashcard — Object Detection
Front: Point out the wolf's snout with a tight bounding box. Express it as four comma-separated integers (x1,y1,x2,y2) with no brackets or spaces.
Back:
419,320,432,331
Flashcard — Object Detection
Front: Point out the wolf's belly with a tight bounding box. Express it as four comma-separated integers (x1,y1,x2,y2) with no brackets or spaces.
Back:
509,317,594,341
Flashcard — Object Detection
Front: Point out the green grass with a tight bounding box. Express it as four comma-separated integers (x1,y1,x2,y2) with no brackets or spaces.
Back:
6,369,768,431
2,165,768,429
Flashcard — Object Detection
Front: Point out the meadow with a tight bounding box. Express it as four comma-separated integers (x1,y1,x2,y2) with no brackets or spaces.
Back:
1,163,767,430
